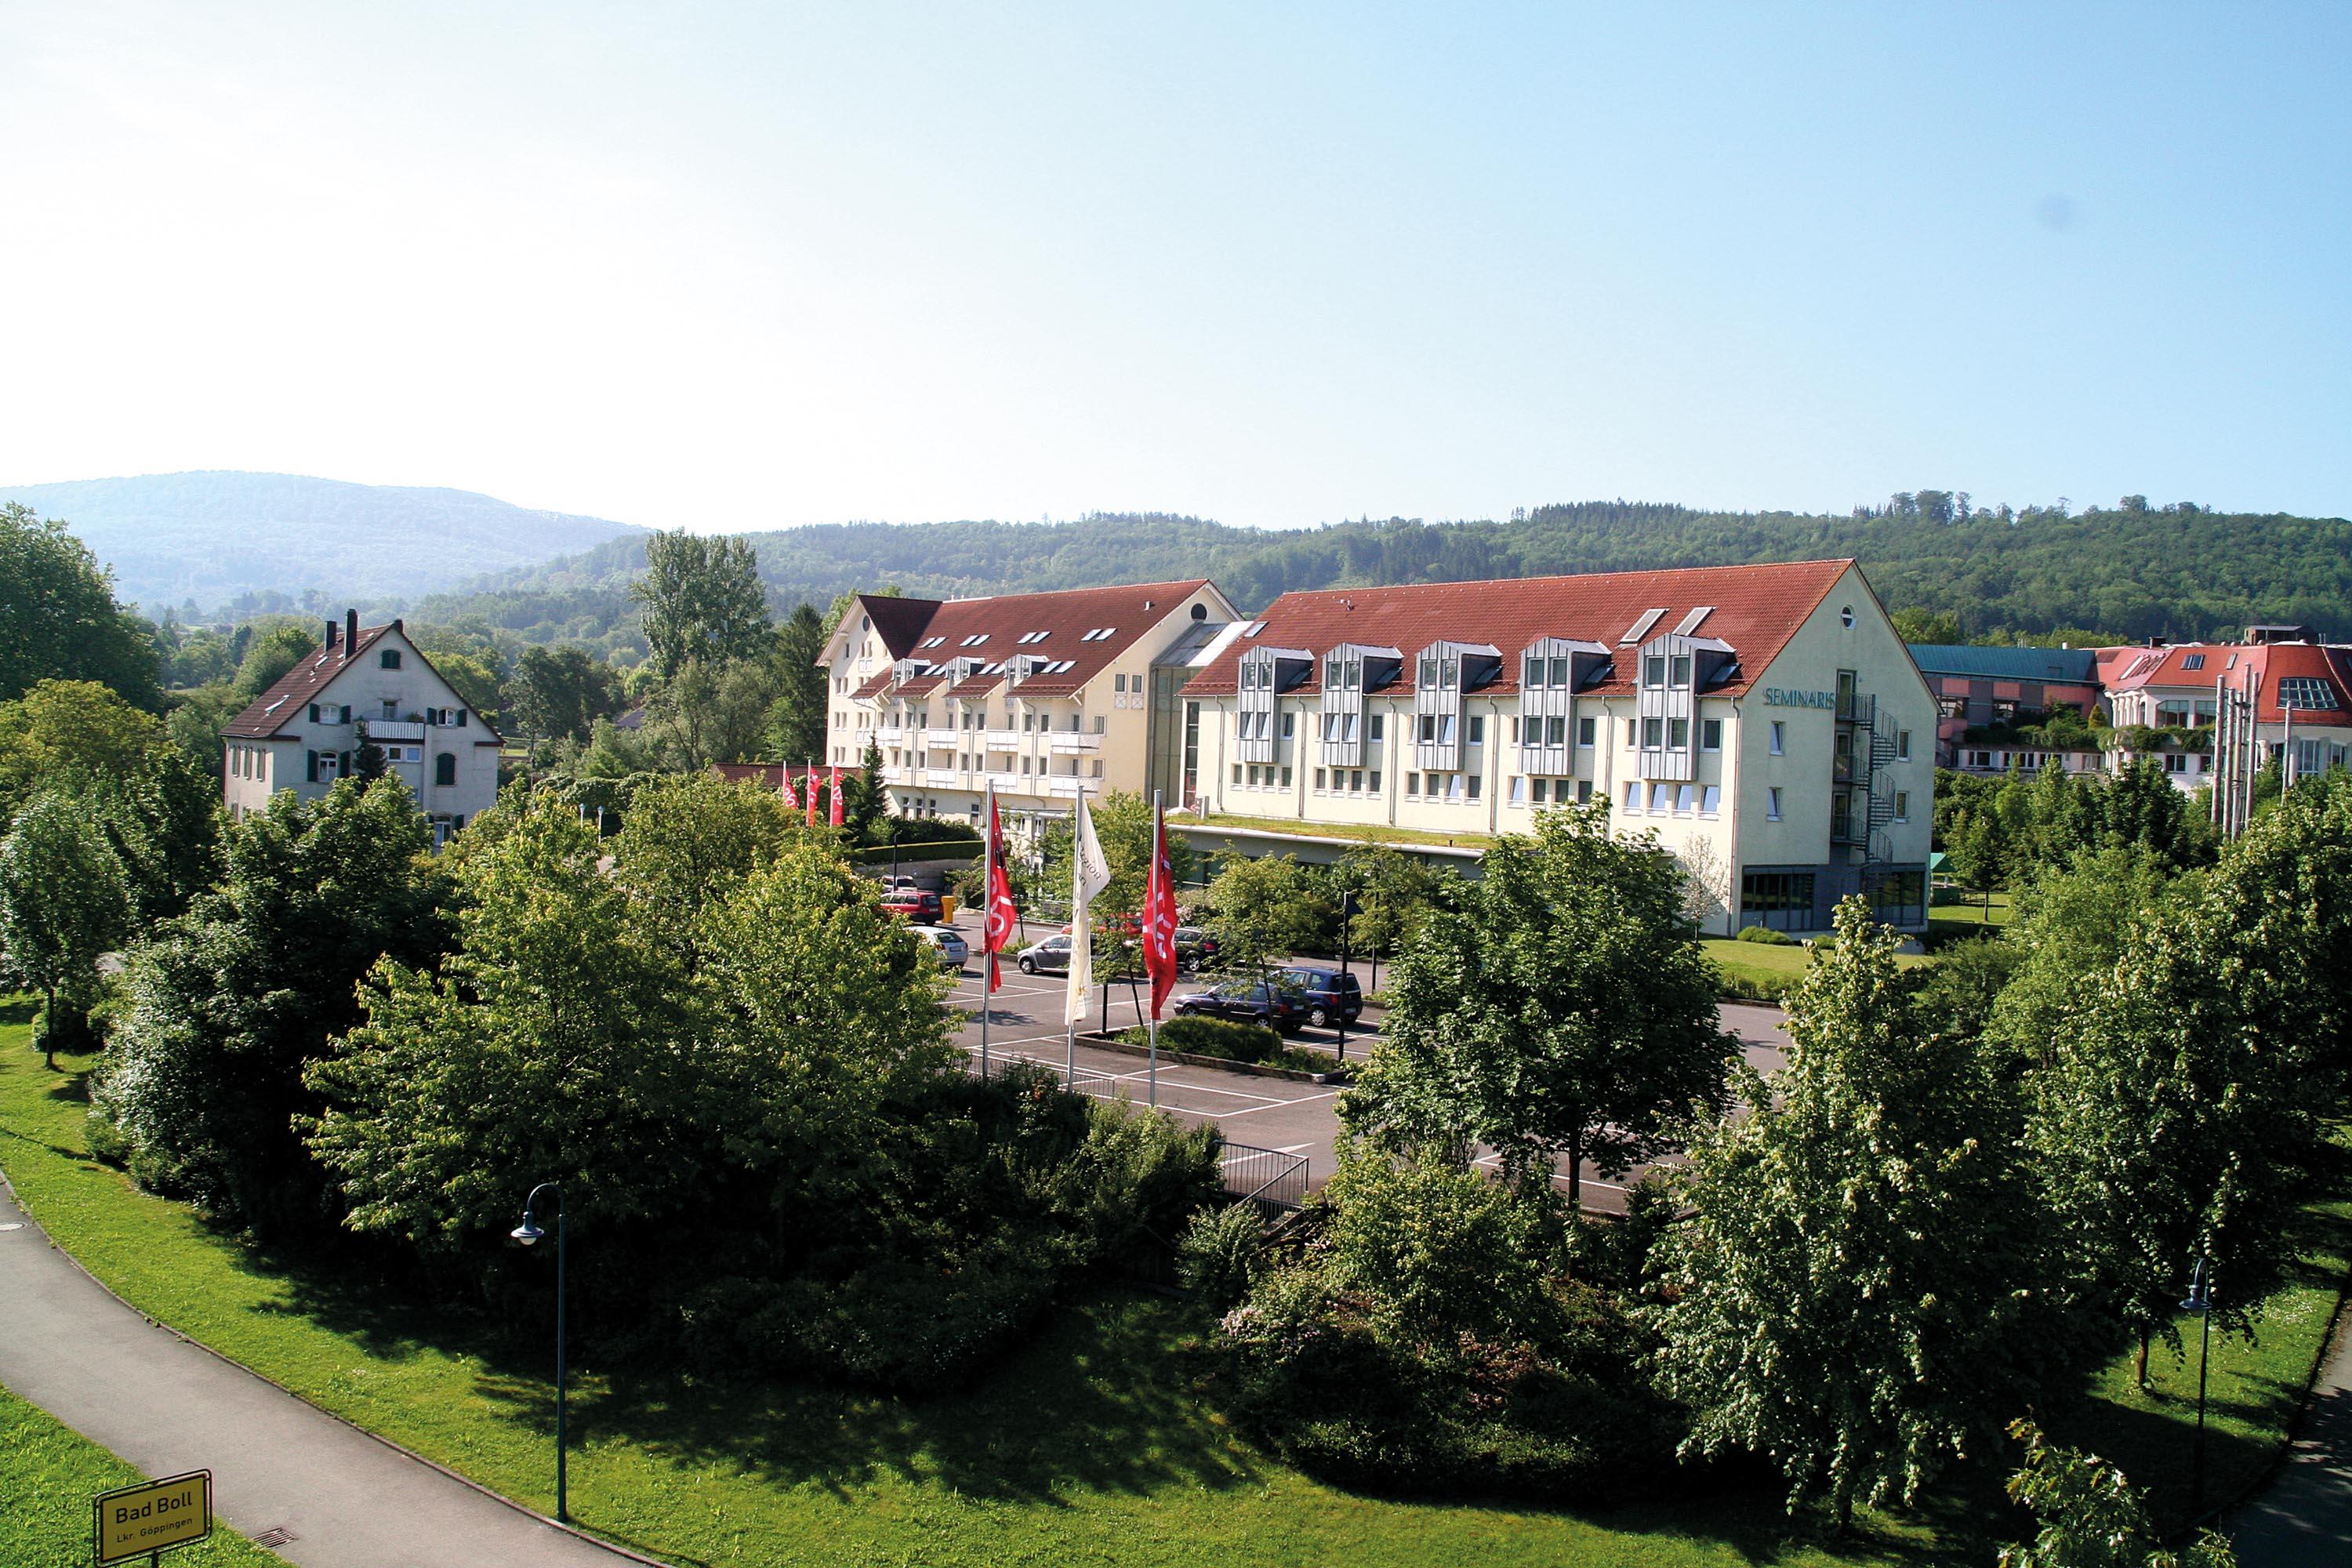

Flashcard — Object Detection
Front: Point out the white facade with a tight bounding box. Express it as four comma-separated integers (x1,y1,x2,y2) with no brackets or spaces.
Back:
1182,561,1937,934
223,617,503,834
820,581,1240,837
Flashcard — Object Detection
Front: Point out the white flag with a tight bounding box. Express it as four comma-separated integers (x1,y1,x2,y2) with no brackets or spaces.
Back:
1065,791,1112,1027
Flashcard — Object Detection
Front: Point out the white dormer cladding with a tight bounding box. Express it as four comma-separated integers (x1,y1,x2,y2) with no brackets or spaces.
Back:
1319,643,1402,767
1412,641,1501,773
1635,633,1737,781
1517,637,1611,775
1007,653,1051,685
890,657,933,688
1237,645,1313,764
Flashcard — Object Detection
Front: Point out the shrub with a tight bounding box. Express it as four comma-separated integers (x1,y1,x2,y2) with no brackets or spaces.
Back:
1734,924,1795,945
1205,1149,1688,1503
1178,1201,1265,1309
1117,1015,1330,1073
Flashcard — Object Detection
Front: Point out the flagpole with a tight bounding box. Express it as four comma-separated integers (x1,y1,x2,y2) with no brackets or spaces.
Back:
1148,789,1160,1109
981,777,993,1082
1067,785,1082,1087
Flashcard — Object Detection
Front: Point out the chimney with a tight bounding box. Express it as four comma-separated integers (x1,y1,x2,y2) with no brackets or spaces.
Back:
344,609,358,661
324,619,339,652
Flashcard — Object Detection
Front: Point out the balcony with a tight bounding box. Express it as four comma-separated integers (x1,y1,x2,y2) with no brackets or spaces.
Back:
1046,777,1088,797
924,728,960,747
1835,692,1876,727
883,765,919,786
1048,732,1101,753
365,720,426,741
984,729,1021,751
875,725,904,744
924,768,961,787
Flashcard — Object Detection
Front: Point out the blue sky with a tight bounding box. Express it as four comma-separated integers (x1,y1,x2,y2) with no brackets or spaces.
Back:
2,2,2344,531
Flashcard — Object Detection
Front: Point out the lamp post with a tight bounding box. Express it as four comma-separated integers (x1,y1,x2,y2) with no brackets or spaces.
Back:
510,1182,568,1523
2180,1255,2214,1519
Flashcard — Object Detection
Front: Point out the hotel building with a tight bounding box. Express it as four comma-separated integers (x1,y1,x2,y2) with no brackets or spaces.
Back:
820,579,1242,833
1177,560,1937,934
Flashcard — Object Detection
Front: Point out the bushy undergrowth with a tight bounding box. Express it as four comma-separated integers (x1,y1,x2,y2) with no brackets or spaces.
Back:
1733,924,1795,945
1201,1145,1686,1504
1118,1014,1330,1072
670,1065,1224,1388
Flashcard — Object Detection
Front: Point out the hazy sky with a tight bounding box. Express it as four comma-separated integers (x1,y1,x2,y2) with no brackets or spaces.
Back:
3,2,2345,532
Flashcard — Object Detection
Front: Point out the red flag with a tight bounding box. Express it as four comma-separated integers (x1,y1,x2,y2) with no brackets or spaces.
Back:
1142,797,1180,1019
984,795,1018,993
777,767,799,811
829,765,844,827
804,760,818,827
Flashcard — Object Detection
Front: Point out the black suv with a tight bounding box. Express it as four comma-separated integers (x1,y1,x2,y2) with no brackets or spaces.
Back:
1174,979,1310,1035
1277,965,1363,1028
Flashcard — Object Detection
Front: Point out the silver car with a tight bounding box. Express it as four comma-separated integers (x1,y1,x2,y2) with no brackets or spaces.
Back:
907,923,968,971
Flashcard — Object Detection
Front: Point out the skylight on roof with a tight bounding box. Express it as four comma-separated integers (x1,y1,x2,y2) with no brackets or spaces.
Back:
1621,608,1667,644
1017,630,1051,644
960,633,990,647
920,635,946,648
1675,606,1715,636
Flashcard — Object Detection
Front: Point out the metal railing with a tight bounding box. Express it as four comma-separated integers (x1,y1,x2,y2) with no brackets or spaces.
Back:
1219,1142,1308,1210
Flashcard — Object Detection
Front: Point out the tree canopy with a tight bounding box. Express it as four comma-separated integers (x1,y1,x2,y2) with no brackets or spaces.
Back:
0,502,161,709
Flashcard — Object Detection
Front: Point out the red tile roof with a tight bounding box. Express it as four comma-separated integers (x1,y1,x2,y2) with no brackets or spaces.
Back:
2103,642,2352,723
844,580,1216,705
223,622,506,742
1182,560,1858,699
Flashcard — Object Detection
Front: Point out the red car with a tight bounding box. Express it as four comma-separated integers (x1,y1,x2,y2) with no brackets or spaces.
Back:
880,890,943,922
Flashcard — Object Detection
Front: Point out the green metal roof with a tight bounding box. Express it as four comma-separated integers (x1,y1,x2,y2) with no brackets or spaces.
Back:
1906,644,2100,684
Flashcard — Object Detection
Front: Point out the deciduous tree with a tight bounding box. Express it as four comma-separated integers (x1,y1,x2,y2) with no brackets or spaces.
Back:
636,530,770,679
0,503,162,710
0,794,131,1065
1653,898,2043,1526
1345,804,1732,1211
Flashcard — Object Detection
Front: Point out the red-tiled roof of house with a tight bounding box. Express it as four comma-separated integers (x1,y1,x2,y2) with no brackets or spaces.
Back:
225,626,398,739
843,579,1216,705
223,621,507,742
2103,641,2352,723
1182,560,1858,699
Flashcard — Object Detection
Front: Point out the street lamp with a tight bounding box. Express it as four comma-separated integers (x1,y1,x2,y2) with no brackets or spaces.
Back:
2180,1255,2214,1519
510,1181,569,1523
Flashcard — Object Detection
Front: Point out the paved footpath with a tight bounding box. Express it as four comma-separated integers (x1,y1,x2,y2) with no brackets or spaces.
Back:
2230,1303,2352,1565
0,1178,643,1568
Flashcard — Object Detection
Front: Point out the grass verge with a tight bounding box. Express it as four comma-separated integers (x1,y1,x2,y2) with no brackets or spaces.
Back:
1179,812,1494,852
0,1382,284,1568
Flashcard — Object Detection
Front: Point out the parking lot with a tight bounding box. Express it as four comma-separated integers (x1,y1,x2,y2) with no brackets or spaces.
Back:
934,910,1791,1215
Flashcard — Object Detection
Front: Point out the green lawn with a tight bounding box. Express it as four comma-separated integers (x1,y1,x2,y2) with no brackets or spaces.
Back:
1703,938,1929,999
0,1382,285,1568
0,1002,2339,1567
1926,889,2016,942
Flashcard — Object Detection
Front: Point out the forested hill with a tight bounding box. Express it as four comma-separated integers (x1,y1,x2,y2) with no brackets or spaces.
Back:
421,497,2352,651
0,471,644,612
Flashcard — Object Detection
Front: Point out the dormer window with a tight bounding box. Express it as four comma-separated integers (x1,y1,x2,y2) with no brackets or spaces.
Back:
1671,655,1693,688
1644,655,1667,688
1419,656,1436,687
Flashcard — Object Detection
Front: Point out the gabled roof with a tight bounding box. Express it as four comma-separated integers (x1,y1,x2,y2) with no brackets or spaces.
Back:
844,579,1218,703
1183,561,1856,699
2105,641,2352,723
1907,644,2101,684
223,622,506,742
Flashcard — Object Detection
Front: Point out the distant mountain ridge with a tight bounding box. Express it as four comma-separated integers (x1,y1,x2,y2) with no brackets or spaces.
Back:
0,471,644,612
417,500,2352,653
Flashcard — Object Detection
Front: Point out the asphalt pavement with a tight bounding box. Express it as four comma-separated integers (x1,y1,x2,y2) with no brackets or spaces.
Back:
942,911,1792,1214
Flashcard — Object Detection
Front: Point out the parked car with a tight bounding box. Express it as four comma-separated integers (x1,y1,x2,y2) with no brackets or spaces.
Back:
1277,964,1363,1028
907,924,967,971
1173,978,1308,1035
880,889,943,922
1017,934,1073,975
1174,925,1221,973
